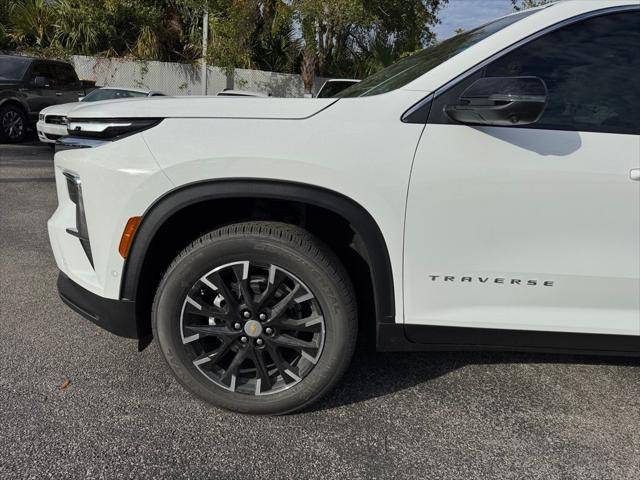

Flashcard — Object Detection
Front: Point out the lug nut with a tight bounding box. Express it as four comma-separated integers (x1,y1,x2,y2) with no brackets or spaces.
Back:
265,327,273,335
240,336,248,343
256,338,264,346
242,311,251,319
258,313,267,321
234,322,242,330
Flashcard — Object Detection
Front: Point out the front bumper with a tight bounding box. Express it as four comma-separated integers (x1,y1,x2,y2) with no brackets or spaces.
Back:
36,120,67,144
57,272,139,338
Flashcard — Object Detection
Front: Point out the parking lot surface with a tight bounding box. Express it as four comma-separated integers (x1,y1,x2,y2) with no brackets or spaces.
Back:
1,142,639,479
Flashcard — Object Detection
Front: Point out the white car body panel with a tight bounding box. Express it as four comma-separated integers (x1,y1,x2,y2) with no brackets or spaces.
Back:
47,0,640,341
405,125,640,335
69,96,337,120
48,136,173,297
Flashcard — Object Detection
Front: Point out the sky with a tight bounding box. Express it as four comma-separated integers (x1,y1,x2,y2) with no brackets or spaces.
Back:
434,0,516,40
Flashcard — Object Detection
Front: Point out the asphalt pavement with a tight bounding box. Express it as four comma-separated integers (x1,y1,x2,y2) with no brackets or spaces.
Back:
0,141,638,479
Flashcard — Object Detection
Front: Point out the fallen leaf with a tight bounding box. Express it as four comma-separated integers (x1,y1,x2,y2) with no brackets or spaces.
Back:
59,378,71,390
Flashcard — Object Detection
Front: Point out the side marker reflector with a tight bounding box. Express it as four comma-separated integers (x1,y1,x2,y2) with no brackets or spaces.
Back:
118,216,142,258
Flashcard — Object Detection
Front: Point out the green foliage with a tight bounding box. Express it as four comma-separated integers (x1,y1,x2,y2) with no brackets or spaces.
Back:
0,0,448,83
0,0,12,48
252,0,300,72
7,0,57,48
207,0,257,70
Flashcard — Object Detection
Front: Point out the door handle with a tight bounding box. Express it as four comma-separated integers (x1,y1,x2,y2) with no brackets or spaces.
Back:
631,169,640,181
55,92,63,96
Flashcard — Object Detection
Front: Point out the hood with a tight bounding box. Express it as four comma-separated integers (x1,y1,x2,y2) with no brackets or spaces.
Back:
40,102,81,116
68,96,338,120
0,79,19,88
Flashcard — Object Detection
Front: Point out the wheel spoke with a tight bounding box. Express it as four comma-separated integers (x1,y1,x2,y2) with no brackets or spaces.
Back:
267,283,301,322
270,315,324,332
184,323,238,339
185,301,233,322
220,347,250,387
192,338,233,367
250,349,272,392
265,342,292,382
269,333,318,352
208,271,240,312
231,263,255,308
255,265,286,309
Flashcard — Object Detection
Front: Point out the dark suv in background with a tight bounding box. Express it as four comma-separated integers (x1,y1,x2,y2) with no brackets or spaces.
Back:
0,55,95,143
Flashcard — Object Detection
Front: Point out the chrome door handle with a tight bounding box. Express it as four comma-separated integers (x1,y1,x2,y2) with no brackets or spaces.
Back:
631,169,640,181
55,92,63,96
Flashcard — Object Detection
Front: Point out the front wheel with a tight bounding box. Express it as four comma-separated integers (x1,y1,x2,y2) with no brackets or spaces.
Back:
0,105,27,143
152,222,357,415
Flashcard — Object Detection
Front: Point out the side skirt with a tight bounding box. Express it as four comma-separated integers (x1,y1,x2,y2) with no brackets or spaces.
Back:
377,323,640,357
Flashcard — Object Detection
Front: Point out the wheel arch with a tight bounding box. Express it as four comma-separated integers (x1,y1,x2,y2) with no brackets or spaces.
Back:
0,97,29,114
122,179,396,339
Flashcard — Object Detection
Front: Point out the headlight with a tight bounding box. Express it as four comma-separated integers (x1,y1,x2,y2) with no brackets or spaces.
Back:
66,118,162,140
39,113,45,121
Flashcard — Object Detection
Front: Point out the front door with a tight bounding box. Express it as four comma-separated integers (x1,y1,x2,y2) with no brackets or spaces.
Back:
52,64,82,105
404,10,640,338
24,62,58,113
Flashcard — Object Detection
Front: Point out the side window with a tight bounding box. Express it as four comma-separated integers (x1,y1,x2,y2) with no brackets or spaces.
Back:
53,64,79,88
30,63,54,85
485,11,640,134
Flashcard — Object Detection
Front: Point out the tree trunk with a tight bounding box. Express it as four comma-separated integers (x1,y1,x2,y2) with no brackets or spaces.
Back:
301,46,316,95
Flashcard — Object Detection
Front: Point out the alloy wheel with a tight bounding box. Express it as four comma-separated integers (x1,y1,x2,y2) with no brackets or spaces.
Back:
2,110,24,141
179,261,325,396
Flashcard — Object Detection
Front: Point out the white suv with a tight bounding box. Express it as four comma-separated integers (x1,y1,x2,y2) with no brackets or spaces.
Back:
48,0,640,415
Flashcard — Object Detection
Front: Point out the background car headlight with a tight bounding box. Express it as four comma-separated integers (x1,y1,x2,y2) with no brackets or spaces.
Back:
39,113,45,121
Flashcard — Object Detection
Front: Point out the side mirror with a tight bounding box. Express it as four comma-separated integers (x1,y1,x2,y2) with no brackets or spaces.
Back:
444,76,547,126
32,76,51,88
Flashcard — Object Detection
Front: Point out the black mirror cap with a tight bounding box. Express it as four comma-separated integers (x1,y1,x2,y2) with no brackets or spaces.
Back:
444,76,548,126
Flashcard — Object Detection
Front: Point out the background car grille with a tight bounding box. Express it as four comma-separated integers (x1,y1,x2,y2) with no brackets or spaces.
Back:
45,115,67,125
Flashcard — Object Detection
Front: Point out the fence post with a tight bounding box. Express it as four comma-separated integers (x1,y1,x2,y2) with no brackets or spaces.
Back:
201,7,209,95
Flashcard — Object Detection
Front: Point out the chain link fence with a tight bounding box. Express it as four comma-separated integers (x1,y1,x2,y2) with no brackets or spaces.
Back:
71,55,330,97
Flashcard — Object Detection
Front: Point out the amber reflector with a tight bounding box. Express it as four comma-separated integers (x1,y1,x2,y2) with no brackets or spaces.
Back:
118,216,142,258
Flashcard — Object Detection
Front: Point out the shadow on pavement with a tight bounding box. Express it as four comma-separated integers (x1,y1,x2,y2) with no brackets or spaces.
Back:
310,344,640,412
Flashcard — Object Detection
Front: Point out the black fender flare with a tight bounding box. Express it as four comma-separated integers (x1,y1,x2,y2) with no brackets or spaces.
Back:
121,179,396,324
0,96,30,115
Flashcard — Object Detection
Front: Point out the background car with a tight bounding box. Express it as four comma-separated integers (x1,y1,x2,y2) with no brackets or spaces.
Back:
0,55,95,143
216,89,268,97
36,87,166,145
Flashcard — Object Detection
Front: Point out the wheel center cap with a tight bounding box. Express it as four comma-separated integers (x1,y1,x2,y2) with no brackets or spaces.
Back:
243,320,262,338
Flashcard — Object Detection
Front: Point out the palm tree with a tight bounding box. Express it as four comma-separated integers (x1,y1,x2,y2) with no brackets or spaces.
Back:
7,0,56,48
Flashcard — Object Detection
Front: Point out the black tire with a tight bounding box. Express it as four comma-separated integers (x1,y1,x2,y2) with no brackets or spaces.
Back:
152,221,357,415
0,104,28,143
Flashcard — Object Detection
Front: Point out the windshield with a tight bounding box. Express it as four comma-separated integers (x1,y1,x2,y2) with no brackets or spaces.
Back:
0,56,31,81
82,89,148,102
317,80,360,98
338,10,536,98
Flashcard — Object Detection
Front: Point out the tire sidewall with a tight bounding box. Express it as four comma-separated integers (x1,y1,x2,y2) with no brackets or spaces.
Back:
153,232,355,415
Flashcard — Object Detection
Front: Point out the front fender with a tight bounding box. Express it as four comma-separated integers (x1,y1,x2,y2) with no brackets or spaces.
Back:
0,92,29,113
121,179,397,327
